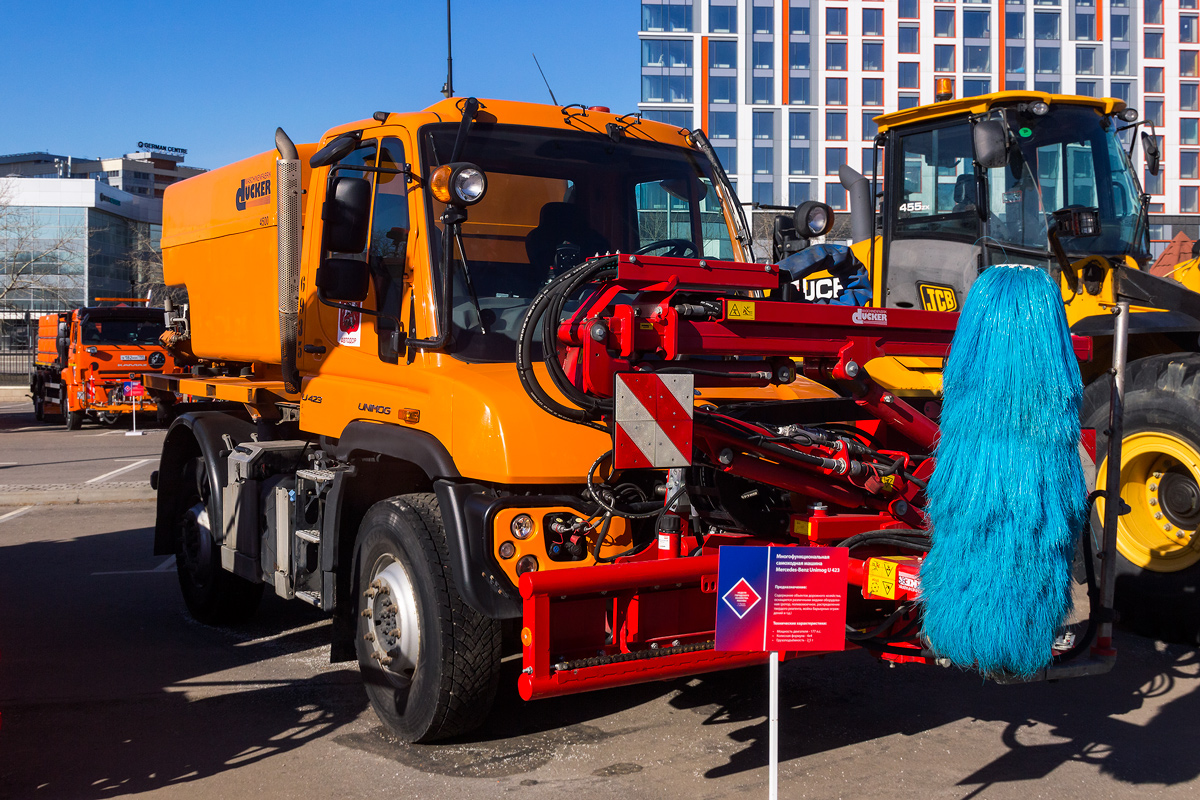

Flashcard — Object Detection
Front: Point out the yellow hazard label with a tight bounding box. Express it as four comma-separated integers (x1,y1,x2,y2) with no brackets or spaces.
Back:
639,321,654,330
867,558,898,600
880,474,896,492
727,300,756,321
918,283,959,313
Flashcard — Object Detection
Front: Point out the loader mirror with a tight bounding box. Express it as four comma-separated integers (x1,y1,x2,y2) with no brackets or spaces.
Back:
315,258,370,302
309,133,361,168
322,176,372,253
1142,130,1161,176
973,120,1009,170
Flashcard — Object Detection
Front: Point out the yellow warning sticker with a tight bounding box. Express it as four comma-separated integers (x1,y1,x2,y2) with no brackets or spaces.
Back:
880,474,896,492
867,558,898,600
727,301,756,321
639,321,654,330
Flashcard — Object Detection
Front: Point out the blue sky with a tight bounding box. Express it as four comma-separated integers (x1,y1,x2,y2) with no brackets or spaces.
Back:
0,1,639,169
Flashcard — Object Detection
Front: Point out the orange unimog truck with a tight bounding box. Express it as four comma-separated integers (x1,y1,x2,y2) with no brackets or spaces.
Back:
151,97,847,742
32,306,174,428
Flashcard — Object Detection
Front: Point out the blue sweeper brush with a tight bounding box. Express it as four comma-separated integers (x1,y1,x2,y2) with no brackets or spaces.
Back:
920,264,1087,679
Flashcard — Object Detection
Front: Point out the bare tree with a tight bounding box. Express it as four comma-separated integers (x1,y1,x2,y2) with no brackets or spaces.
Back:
0,178,87,311
113,220,185,306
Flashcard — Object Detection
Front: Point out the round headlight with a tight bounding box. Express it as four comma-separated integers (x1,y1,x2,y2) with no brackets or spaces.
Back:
516,555,540,576
511,513,535,539
498,541,517,560
148,351,166,368
1029,101,1050,116
805,206,829,235
452,167,487,205
1117,107,1139,123
793,201,835,238
430,162,487,207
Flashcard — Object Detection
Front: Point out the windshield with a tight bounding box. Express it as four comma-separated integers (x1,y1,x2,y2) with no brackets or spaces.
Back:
894,104,1149,265
82,317,165,345
421,123,736,362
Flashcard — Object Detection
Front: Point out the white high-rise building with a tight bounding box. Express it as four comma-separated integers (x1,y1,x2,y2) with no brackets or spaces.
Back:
637,0,1200,251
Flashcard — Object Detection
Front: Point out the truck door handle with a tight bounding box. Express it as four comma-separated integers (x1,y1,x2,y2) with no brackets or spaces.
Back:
303,344,327,354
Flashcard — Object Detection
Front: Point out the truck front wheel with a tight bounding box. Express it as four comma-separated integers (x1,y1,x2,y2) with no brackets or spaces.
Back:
354,494,501,742
174,456,262,624
1084,353,1200,644
61,397,82,430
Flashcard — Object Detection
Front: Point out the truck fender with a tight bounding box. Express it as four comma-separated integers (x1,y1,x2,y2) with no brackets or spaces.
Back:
326,422,519,619
330,420,460,480
153,410,257,556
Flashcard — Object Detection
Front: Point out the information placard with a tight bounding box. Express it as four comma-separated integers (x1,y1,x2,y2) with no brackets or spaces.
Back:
714,546,849,652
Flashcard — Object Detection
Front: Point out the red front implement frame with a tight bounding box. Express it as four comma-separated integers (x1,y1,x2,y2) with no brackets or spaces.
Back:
516,254,1105,700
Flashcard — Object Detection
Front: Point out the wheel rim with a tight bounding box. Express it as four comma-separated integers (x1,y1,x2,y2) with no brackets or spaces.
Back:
364,556,422,688
1097,431,1200,572
179,502,213,585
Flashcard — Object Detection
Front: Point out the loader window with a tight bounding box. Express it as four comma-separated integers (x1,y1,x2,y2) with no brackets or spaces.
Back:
980,105,1148,260
894,123,979,241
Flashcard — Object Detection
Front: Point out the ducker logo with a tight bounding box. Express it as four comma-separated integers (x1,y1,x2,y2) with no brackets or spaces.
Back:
851,308,888,326
235,172,272,211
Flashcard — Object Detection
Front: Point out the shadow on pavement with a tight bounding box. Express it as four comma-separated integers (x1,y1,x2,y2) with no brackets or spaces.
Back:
669,636,1200,791
0,522,366,799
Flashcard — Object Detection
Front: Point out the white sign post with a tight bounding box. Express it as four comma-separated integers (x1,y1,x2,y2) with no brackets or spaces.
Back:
125,382,146,437
769,651,779,800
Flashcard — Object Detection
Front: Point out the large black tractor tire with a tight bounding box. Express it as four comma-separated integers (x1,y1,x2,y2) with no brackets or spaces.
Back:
354,494,501,743
1083,353,1200,644
173,456,262,625
61,397,83,430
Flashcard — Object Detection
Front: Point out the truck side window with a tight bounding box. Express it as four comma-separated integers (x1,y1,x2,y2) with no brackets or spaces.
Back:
371,137,409,361
330,140,379,261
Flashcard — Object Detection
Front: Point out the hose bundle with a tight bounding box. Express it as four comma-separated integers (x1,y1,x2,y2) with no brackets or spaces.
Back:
515,256,618,431
920,264,1087,679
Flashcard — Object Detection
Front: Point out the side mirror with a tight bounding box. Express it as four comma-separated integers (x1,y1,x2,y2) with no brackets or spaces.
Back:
315,258,370,302
1142,130,1161,176
793,200,835,238
322,176,372,253
973,119,1009,170
310,133,361,169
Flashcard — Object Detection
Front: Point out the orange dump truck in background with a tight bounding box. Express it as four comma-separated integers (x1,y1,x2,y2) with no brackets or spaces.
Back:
31,306,175,429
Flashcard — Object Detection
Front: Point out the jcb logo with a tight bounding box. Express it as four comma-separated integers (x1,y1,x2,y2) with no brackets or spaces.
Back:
918,283,958,313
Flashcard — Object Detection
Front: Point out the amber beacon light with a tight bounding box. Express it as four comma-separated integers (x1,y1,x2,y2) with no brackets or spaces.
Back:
935,78,955,102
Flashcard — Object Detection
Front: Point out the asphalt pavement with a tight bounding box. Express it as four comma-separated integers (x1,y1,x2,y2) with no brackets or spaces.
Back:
0,404,1198,799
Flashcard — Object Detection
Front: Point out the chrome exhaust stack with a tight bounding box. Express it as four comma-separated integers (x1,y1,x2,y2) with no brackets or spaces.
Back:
275,127,302,395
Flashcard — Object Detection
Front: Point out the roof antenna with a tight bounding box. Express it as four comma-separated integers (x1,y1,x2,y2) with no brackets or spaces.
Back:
532,53,559,106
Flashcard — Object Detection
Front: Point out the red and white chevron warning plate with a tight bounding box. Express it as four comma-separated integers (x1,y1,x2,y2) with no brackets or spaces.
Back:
613,373,694,469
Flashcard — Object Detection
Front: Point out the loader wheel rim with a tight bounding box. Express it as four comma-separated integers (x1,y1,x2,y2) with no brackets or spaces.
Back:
1099,431,1200,572
365,557,421,687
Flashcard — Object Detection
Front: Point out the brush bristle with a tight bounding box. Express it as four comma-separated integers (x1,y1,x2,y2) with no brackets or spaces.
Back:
920,264,1086,679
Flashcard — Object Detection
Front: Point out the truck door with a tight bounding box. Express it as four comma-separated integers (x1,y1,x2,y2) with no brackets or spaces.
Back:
302,133,414,370
884,122,982,310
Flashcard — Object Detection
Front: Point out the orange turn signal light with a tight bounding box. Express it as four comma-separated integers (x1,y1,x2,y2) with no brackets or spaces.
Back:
430,165,454,204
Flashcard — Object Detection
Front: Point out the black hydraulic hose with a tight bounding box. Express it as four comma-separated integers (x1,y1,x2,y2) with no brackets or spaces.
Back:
515,261,600,425
541,258,618,416
847,602,917,641
835,529,930,551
